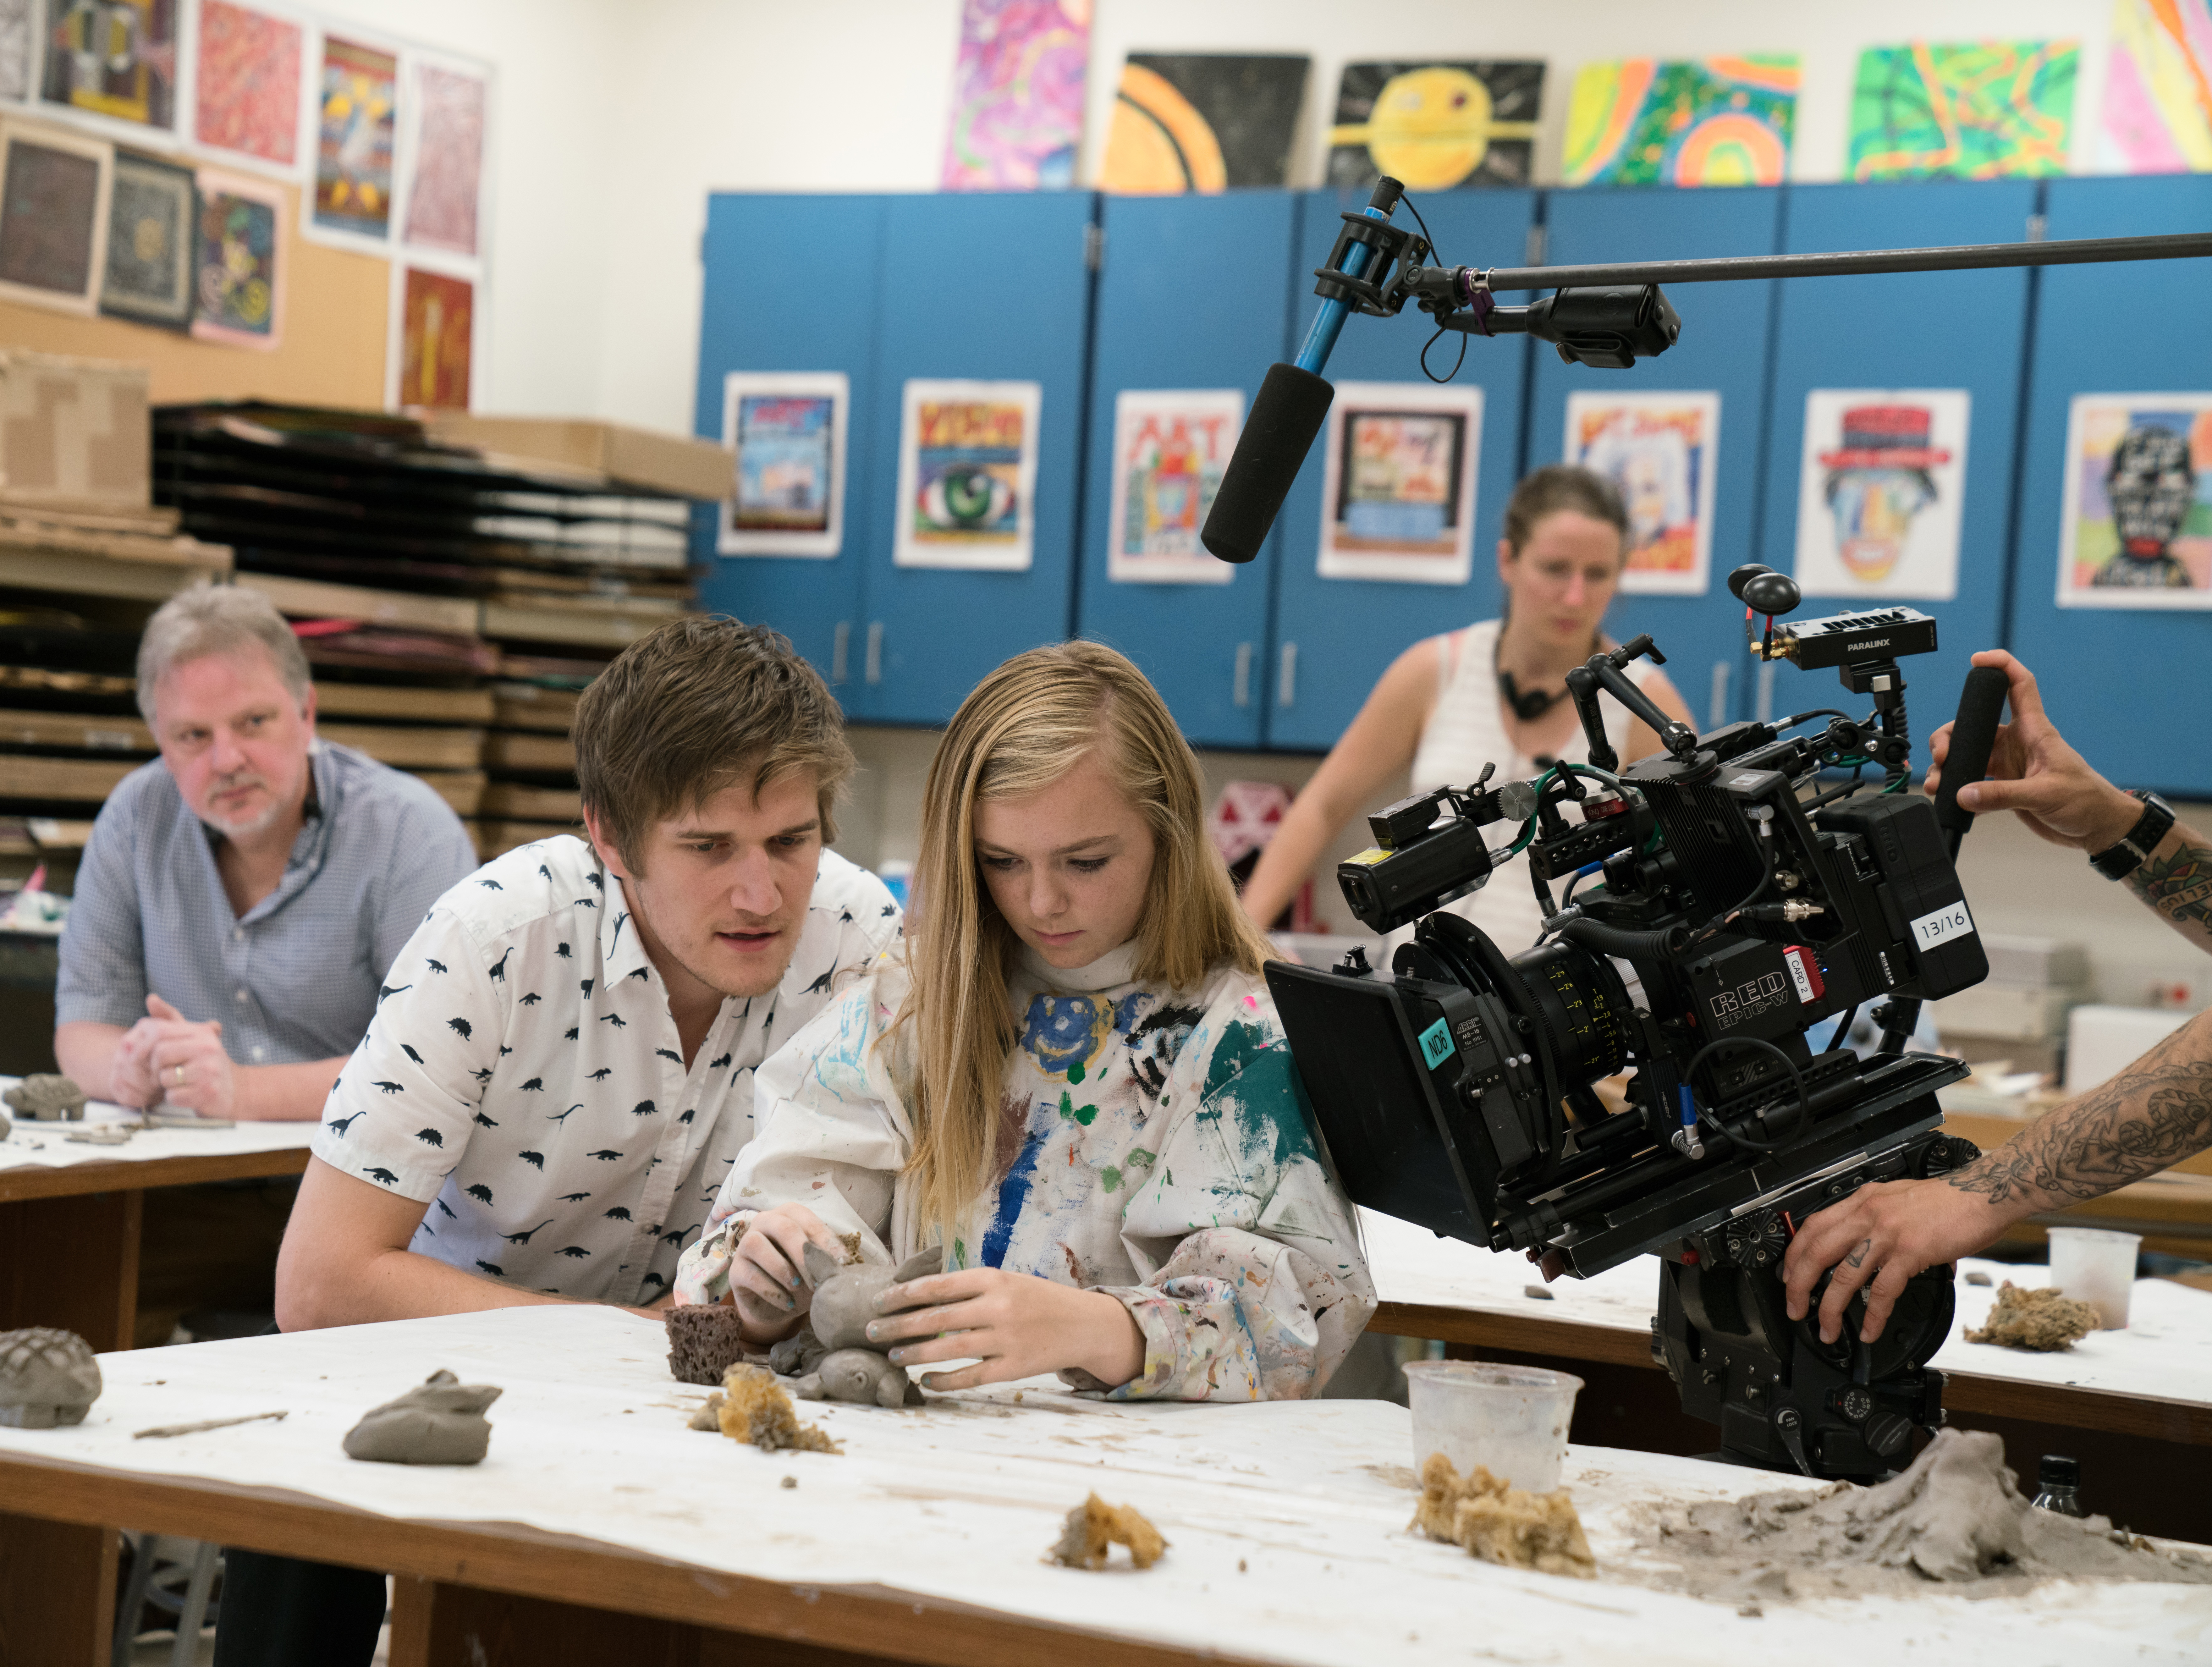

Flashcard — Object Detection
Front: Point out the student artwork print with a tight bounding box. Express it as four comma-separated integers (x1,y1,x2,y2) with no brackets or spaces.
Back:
894,379,1040,572
1098,54,1308,192
0,121,111,314
1848,42,2079,180
0,0,32,102
2100,0,2212,172
1317,381,1483,585
2057,394,2212,608
1562,57,1798,186
402,62,485,258
398,266,471,409
1326,61,1543,191
1792,391,1969,602
312,34,396,240
190,168,279,348
193,1,304,168
718,371,847,558
1563,391,1719,596
99,149,192,327
941,0,1087,191
1107,388,1241,584
41,0,177,132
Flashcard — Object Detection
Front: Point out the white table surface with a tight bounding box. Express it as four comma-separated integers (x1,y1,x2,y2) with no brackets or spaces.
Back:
1,1306,2206,1666
0,1075,316,1174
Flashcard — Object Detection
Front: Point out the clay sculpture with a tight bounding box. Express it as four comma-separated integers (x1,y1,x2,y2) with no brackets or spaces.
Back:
1050,1494,1167,1570
665,1304,752,1386
342,1368,502,1464
784,1241,942,1407
0,1327,102,1428
1413,1453,1597,1579
3,1074,87,1121
795,1347,923,1409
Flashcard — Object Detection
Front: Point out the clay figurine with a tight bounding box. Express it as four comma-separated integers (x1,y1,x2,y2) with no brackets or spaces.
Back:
0,1327,102,1428
804,1241,941,1350
665,1303,752,1386
3,1074,87,1122
342,1368,502,1464
776,1241,942,1408
794,1346,924,1409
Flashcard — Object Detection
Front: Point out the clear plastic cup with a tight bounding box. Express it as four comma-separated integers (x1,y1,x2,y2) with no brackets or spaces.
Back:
2047,1226,2141,1329
1402,1361,1582,1493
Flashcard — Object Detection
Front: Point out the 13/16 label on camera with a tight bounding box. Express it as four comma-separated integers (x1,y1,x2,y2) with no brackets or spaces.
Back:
1910,900,1976,951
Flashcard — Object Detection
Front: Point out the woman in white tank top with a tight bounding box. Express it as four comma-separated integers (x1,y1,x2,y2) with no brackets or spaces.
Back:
1242,466,1696,955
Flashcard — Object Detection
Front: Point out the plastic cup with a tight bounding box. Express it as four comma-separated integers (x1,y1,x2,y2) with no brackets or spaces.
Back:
2047,1226,2141,1329
1402,1361,1582,1493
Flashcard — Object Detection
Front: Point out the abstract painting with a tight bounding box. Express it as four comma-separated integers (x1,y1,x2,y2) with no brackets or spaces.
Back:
1563,57,1798,187
1849,42,2078,180
194,0,303,167
1317,381,1483,585
0,0,33,102
1793,390,1970,602
2100,0,2212,172
100,150,194,327
399,267,471,409
2057,393,2212,608
191,169,280,348
719,371,848,558
1564,391,1720,595
0,123,110,314
1328,61,1543,191
1099,55,1307,192
314,34,395,239
941,0,1086,191
404,62,485,257
894,379,1040,570
1107,389,1241,583
41,0,177,131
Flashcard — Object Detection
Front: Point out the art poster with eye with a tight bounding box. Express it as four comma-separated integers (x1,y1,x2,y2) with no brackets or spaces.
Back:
1791,391,1968,601
894,379,1040,572
2057,393,2212,608
1316,381,1482,585
719,371,847,558
1563,390,1718,596
1107,388,1240,584
190,168,281,349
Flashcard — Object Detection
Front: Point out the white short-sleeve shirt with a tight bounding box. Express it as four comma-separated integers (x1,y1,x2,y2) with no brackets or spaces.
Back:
311,834,901,1302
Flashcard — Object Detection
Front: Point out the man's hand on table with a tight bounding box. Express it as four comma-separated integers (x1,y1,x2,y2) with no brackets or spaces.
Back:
131,993,239,1118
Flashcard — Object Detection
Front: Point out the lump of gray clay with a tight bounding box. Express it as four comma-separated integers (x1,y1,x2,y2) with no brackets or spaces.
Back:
0,1327,102,1428
803,1241,941,1351
3,1074,86,1122
794,1346,924,1409
342,1369,502,1464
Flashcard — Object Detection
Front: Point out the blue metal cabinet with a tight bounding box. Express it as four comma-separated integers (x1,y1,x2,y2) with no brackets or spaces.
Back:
1076,192,1297,747
1758,180,2038,757
2009,175,2212,799
1266,187,1538,751
1527,188,1784,734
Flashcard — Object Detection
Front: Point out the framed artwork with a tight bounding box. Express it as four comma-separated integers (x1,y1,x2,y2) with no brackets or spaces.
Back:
41,0,177,133
311,33,395,241
1563,391,1720,596
1106,388,1241,584
893,378,1040,571
0,120,111,313
0,0,32,103
1563,57,1798,186
2100,0,2212,173
1849,43,2078,180
2056,393,2212,608
941,0,1087,191
99,148,193,326
193,0,303,168
1317,381,1483,585
1792,390,1970,602
396,265,471,409
718,371,847,558
1327,61,1543,191
402,59,484,258
1099,55,1307,192
190,168,280,348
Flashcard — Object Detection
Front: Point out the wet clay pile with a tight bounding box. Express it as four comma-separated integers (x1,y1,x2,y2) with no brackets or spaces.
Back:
1642,1428,2212,1604
1413,1454,1596,1579
343,1370,501,1464
1049,1493,1167,1570
702,1364,840,1454
1964,1282,2101,1351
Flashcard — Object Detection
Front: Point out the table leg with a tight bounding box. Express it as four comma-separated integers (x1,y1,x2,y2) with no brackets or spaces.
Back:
0,1189,143,1352
0,1509,116,1667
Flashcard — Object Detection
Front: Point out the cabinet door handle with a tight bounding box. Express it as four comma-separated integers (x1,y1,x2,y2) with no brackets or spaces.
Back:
1278,641,1297,707
865,621,884,686
831,621,851,685
1233,642,1252,707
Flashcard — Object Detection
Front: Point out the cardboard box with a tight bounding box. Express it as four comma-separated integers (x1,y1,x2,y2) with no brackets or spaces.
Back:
0,351,150,510
424,413,733,501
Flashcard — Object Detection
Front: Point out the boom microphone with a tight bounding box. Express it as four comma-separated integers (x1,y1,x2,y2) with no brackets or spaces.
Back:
1200,363,1334,564
1934,664,2010,852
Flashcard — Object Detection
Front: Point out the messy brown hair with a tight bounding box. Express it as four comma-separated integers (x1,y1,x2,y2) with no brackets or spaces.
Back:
1502,463,1629,555
574,615,854,873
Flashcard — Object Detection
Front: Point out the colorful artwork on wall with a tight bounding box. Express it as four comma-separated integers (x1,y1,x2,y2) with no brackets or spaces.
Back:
313,34,395,239
1099,54,1307,192
1107,389,1241,584
398,266,471,408
941,0,1087,191
194,0,303,167
719,371,848,558
1562,57,1798,187
0,0,33,102
1848,42,2079,180
41,0,177,131
191,169,280,348
404,62,484,257
1317,381,1483,585
2100,0,2212,172
894,379,1041,570
100,149,193,327
2057,393,2212,607
1563,391,1720,596
1327,61,1543,190
1792,390,1969,602
0,122,110,314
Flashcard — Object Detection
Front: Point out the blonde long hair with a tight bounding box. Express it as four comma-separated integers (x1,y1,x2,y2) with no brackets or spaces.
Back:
893,641,1274,1244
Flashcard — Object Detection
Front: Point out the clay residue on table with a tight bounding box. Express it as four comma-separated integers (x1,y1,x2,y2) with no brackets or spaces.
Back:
1049,1492,1167,1570
716,1364,839,1454
1412,1453,1596,1579
1964,1281,2101,1351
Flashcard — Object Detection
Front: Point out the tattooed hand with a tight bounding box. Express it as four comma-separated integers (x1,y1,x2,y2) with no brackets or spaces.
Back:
1782,1179,2008,1345
1924,651,2142,853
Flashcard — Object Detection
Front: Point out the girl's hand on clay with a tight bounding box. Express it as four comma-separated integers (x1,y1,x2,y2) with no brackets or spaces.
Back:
729,1202,846,1337
1780,1177,2006,1344
863,1268,1145,1392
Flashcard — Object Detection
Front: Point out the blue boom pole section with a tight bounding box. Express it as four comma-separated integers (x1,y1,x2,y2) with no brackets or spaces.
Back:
1293,204,1389,375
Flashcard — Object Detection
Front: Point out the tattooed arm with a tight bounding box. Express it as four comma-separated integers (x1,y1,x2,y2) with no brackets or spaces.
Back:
1781,1008,2212,1345
2125,823,2212,955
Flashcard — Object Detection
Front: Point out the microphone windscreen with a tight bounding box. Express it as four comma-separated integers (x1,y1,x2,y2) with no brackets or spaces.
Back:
1201,363,1334,564
1934,664,2009,836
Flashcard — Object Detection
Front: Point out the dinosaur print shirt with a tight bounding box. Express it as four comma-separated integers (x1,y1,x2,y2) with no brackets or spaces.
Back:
676,942,1375,1400
311,835,901,1304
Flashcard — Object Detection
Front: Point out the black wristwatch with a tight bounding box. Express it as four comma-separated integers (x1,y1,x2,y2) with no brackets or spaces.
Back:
2089,790,2175,880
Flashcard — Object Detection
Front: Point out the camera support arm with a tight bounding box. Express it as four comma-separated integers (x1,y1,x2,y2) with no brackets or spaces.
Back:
1565,635,1697,773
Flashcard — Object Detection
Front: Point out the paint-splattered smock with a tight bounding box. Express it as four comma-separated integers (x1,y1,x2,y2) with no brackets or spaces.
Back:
675,941,1374,1401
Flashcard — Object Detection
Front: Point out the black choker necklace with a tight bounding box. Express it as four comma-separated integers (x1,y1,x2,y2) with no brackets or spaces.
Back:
1499,671,1562,722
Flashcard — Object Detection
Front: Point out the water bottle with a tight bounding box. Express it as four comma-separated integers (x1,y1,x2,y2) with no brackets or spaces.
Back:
2033,1454,2086,1517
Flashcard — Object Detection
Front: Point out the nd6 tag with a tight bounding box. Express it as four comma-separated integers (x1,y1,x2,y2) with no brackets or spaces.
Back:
1910,900,1976,951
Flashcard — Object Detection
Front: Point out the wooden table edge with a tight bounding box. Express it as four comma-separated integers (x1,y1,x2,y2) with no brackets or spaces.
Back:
0,1449,1276,1667
0,1146,310,1202
1368,1301,1659,1369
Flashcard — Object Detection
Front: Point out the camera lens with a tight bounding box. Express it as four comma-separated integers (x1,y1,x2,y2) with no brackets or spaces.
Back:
1508,940,1631,1087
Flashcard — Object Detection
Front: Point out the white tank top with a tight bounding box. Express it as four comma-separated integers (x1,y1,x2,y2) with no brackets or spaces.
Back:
1400,618,1657,956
